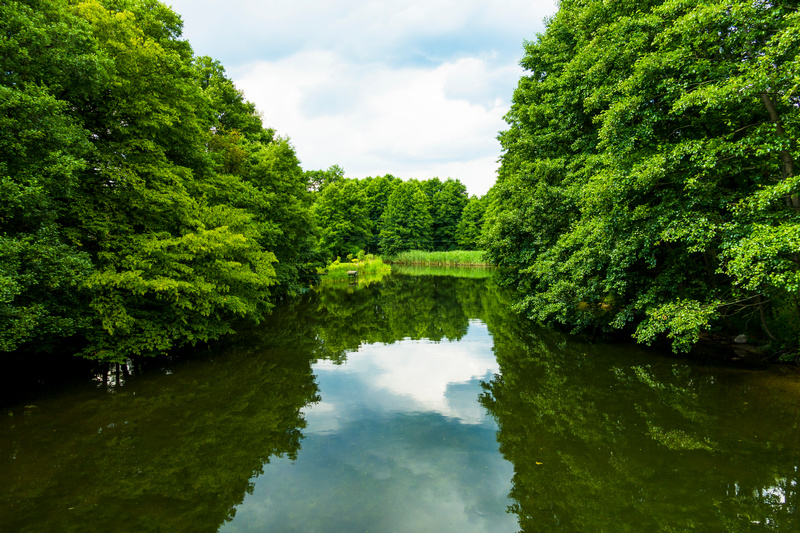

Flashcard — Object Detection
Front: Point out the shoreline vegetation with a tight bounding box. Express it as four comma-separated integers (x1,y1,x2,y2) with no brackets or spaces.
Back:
385,250,488,266
4,0,798,364
317,255,392,284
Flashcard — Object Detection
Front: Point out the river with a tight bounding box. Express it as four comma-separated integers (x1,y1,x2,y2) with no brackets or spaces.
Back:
1,268,798,531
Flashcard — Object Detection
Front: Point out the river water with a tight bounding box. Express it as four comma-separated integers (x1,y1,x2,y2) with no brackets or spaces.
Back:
1,268,798,532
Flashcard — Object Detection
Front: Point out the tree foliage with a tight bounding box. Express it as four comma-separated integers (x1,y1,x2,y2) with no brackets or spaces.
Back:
1,0,318,361
308,173,484,260
456,195,487,250
379,180,434,256
313,179,372,259
485,0,800,353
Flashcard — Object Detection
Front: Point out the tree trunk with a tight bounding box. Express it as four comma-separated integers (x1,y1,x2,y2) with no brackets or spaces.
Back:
761,92,799,210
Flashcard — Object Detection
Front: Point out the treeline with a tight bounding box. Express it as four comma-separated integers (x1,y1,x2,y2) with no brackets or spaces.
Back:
483,0,800,355
0,0,489,363
307,170,488,260
1,0,320,361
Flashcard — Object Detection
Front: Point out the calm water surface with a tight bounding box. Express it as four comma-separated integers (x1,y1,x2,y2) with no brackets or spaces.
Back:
1,269,798,532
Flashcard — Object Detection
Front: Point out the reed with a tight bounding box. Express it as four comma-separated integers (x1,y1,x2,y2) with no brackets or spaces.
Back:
386,250,488,266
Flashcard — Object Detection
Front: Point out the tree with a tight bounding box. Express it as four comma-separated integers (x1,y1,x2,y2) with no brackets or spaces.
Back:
0,0,100,352
1,0,314,361
486,0,800,353
192,56,270,143
68,0,281,360
305,164,345,193
379,181,433,256
456,195,487,250
361,174,400,253
238,137,320,296
313,179,373,260
432,178,468,250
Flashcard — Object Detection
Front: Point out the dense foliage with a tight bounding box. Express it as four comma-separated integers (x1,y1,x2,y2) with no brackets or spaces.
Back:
484,0,800,355
309,172,486,259
1,0,318,361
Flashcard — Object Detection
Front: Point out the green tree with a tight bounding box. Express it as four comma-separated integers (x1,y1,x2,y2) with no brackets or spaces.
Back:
432,178,468,250
361,174,400,253
314,179,373,260
305,164,345,193
68,0,281,360
379,181,433,256
0,0,100,352
192,56,271,143
456,195,487,250
487,0,800,353
238,137,320,296
0,0,314,361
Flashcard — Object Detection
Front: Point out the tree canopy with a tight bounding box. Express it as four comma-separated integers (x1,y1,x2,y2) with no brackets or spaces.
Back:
1,0,318,361
484,0,800,355
307,173,485,259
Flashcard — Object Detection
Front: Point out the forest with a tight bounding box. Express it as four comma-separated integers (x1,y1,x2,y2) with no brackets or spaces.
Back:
2,0,799,363
482,0,800,358
0,0,486,363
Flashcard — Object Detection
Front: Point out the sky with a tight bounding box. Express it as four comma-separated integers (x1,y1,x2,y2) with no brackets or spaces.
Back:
167,0,559,196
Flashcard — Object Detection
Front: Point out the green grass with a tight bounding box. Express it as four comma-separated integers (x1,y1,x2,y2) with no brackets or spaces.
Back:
386,250,488,266
317,255,391,284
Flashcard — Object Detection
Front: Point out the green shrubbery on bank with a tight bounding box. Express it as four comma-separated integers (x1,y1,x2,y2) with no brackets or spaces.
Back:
319,255,392,282
391,264,494,279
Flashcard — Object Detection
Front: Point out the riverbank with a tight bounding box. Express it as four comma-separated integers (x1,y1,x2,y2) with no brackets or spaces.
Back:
317,255,391,283
385,250,488,266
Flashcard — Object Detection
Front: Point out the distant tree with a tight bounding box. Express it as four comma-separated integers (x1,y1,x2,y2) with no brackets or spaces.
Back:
361,174,400,253
456,195,487,250
314,179,372,260
305,164,345,193
420,177,443,204
379,181,433,256
433,179,468,250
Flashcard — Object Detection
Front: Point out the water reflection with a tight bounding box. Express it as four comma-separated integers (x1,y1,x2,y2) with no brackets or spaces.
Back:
481,319,800,531
218,271,517,531
2,270,799,532
222,326,516,532
0,345,318,532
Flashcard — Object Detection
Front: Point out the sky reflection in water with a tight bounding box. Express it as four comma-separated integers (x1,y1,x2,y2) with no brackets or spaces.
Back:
222,321,516,533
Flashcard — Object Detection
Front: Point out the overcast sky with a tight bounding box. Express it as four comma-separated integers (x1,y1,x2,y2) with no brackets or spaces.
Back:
167,0,558,196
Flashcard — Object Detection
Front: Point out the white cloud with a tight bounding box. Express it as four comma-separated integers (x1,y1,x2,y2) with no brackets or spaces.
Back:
309,321,498,424
169,0,557,65
232,52,514,195
166,0,558,195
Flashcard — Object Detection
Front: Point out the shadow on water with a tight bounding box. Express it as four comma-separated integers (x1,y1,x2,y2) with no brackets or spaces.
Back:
481,318,800,532
1,268,799,531
0,343,319,532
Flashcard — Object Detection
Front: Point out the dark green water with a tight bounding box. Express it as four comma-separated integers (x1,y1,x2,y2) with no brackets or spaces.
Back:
1,271,798,532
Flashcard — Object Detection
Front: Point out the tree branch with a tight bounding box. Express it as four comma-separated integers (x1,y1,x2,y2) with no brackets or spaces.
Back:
761,92,799,210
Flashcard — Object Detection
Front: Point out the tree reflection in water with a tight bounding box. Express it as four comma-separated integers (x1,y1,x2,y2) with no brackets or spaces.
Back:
2,270,798,531
480,316,800,531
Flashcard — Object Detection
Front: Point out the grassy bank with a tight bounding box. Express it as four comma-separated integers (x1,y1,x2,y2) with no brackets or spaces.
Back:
386,250,488,266
318,255,392,283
